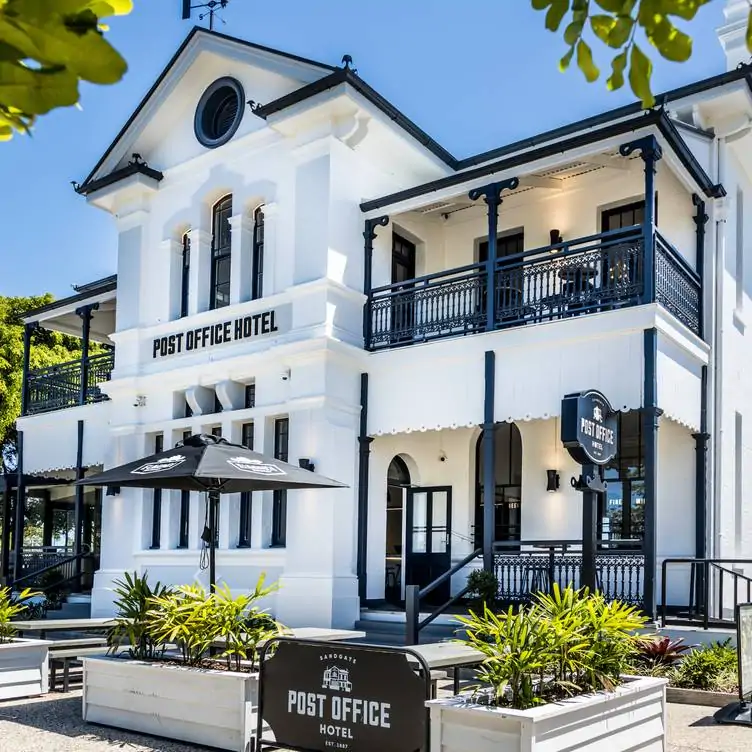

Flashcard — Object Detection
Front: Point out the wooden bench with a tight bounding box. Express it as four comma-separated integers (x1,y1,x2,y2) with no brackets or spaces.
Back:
48,637,108,652
50,645,109,693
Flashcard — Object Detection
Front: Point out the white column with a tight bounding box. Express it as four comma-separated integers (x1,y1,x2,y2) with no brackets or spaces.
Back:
161,238,183,321
262,202,280,296
188,228,212,315
253,418,272,548
274,406,360,628
229,214,253,305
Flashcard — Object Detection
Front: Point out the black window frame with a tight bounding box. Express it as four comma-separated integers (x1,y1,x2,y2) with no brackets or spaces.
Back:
252,205,264,300
214,393,223,414
210,195,233,310
601,200,648,234
178,430,191,548
238,422,254,548
599,410,645,546
150,434,164,549
245,383,256,409
180,231,191,318
271,417,289,547
477,230,525,263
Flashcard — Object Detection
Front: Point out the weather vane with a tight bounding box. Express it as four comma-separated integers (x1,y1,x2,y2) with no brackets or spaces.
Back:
181,0,229,31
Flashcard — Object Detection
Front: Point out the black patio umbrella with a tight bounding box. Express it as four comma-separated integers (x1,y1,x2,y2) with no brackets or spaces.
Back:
75,433,347,589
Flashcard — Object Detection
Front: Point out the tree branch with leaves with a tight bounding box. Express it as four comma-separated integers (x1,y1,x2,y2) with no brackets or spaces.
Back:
0,0,133,140
532,0,752,107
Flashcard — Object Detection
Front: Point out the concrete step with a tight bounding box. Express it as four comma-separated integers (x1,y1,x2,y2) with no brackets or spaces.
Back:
45,595,92,620
354,614,466,646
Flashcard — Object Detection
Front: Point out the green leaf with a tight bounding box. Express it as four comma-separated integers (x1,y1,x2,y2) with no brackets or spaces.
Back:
545,0,570,32
746,8,752,53
607,49,628,90
629,43,654,108
608,16,634,47
0,60,78,115
559,44,575,71
564,19,585,45
646,16,692,62
590,14,616,45
659,0,708,22
576,39,600,82
531,0,554,9
594,0,636,12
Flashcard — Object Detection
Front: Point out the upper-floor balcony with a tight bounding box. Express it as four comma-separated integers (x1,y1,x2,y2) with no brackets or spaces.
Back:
365,225,700,350
20,275,117,417
361,116,717,354
25,350,115,415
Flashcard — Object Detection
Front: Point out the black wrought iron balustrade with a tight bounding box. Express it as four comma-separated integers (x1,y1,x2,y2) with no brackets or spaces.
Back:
654,232,701,335
26,349,114,415
494,227,644,327
365,225,702,349
368,263,486,348
493,541,644,607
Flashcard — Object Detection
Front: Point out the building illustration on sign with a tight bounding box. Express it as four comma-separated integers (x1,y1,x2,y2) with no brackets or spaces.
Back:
322,666,352,693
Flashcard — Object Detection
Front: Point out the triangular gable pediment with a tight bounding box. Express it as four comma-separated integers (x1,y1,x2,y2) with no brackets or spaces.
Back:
82,27,335,187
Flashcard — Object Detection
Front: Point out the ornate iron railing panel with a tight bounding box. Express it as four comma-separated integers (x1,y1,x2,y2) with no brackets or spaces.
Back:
493,549,645,607
494,228,644,327
655,232,701,335
26,350,114,415
368,263,487,349
365,225,703,349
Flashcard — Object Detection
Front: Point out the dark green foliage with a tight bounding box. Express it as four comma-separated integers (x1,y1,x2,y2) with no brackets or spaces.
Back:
466,569,499,613
108,571,172,660
670,640,737,693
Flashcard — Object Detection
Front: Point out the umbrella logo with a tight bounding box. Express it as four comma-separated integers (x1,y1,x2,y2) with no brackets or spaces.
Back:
131,455,187,475
227,457,286,476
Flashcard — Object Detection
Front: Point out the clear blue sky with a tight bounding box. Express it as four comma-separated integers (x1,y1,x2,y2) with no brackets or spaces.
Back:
0,0,728,298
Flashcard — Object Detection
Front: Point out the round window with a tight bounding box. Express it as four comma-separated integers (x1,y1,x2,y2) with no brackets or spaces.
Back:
194,77,245,148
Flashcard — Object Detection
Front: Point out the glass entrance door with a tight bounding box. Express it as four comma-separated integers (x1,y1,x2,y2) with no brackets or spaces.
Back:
405,487,452,606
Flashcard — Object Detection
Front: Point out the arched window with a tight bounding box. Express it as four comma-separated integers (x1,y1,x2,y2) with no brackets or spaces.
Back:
252,205,264,300
475,423,522,544
210,195,232,309
385,456,410,604
180,230,191,318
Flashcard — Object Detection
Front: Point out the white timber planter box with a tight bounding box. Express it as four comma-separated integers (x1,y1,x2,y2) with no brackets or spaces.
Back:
427,676,668,752
0,638,51,700
82,656,260,752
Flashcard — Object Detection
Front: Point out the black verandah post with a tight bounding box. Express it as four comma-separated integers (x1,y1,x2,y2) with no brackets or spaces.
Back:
482,351,495,572
643,328,662,619
356,373,373,601
76,303,98,406
362,216,389,348
12,432,25,585
20,322,36,416
468,178,519,332
73,419,85,591
619,136,663,306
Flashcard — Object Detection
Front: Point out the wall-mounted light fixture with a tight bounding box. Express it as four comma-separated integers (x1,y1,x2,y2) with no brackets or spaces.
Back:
549,229,563,246
546,469,560,493
299,458,315,473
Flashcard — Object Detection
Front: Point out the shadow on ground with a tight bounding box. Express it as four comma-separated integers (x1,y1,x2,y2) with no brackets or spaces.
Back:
0,694,211,751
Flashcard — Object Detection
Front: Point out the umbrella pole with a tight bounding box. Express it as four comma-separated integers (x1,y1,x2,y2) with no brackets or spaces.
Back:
208,492,217,592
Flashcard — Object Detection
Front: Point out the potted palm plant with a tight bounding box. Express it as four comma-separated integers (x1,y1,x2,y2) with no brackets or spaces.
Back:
0,586,52,700
82,572,282,752
427,585,667,752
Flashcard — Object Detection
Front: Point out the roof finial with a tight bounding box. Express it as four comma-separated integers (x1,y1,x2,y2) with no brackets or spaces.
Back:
181,0,229,30
341,54,357,74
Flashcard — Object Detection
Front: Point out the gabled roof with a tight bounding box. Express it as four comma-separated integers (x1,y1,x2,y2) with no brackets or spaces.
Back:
78,26,337,192
253,67,458,168
22,275,117,322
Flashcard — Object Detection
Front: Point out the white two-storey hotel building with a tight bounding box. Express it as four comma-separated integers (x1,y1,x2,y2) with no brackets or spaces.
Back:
7,1,752,632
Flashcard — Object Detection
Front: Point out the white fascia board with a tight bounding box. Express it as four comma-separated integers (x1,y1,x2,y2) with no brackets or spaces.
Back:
363,123,661,219
24,290,116,326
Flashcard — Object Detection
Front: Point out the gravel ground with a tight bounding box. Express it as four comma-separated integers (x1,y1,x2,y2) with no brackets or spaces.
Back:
0,689,750,751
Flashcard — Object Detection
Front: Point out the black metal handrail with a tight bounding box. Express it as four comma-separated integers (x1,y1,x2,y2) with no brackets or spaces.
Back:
661,557,752,629
405,548,482,645
26,350,114,415
12,548,93,592
365,225,702,349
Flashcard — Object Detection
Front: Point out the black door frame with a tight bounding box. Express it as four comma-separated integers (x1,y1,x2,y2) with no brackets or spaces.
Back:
405,486,453,605
391,232,417,342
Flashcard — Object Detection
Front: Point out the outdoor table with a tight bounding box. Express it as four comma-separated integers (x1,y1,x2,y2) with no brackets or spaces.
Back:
12,618,117,639
212,626,366,650
407,641,485,694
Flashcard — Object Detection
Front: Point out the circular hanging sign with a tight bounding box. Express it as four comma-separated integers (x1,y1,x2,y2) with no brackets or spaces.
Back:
561,390,618,466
